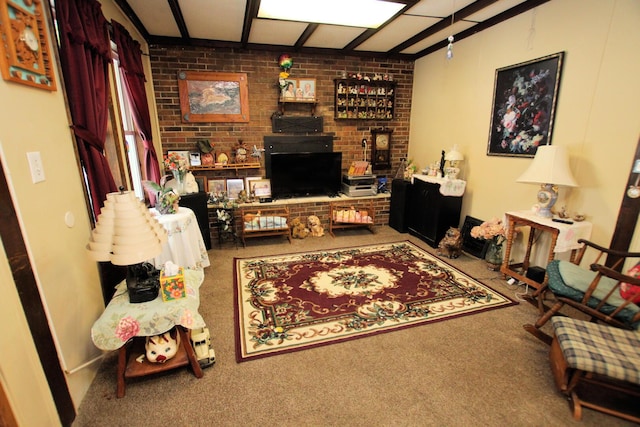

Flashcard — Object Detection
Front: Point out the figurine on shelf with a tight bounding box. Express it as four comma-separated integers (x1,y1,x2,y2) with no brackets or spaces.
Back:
235,140,247,163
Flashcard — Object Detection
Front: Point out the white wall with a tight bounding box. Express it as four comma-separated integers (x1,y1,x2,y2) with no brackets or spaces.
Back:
0,0,158,423
409,0,640,249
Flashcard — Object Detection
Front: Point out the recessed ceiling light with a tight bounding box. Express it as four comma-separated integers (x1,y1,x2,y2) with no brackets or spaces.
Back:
257,0,405,28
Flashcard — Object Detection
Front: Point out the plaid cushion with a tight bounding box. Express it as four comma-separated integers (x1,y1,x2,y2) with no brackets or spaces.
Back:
551,317,640,385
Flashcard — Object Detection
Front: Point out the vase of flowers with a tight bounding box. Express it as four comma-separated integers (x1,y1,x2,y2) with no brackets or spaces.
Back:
164,152,189,195
471,218,506,271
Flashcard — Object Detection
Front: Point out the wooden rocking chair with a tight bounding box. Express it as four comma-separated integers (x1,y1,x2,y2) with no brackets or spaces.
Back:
524,239,640,344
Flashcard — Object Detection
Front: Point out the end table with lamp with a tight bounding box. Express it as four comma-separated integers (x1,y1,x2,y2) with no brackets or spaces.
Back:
500,210,593,301
91,269,206,397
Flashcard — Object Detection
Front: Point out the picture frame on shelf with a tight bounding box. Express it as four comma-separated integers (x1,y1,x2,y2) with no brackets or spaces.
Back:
0,0,57,91
251,179,272,198
298,79,316,101
177,71,249,123
245,176,262,196
487,52,565,157
226,178,245,200
280,79,297,101
208,179,226,195
189,152,201,166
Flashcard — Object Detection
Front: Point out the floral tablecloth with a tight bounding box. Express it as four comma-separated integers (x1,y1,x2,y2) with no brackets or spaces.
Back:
91,269,206,351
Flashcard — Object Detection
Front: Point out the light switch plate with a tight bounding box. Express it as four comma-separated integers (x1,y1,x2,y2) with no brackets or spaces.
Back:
27,151,45,183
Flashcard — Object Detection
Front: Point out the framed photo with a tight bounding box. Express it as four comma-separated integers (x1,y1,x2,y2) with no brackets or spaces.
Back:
177,71,249,123
245,176,262,196
189,152,201,166
226,178,245,200
167,150,190,167
487,52,565,157
208,179,226,194
298,79,316,101
0,0,57,91
280,79,298,101
193,175,207,192
251,179,272,198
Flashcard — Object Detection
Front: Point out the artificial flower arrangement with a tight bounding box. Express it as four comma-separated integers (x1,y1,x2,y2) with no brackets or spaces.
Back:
278,53,293,90
164,152,189,173
143,179,180,214
470,217,506,245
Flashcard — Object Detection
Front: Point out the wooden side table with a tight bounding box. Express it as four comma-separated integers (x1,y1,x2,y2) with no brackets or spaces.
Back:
500,211,593,293
91,269,207,397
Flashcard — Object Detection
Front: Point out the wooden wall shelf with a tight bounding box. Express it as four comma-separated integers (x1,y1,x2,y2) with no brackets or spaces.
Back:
190,163,261,172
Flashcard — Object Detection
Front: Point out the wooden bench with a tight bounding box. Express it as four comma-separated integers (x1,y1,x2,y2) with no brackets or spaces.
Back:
240,207,291,246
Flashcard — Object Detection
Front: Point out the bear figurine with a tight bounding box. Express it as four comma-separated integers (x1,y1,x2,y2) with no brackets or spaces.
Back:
290,217,310,239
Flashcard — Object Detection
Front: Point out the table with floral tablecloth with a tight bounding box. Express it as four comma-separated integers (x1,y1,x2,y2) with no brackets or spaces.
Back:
91,269,206,351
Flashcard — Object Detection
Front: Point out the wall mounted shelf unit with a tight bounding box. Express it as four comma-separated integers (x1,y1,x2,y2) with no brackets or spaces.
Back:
334,78,396,120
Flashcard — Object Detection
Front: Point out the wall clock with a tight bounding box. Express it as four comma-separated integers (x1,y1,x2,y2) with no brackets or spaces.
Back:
371,128,392,170
0,0,57,91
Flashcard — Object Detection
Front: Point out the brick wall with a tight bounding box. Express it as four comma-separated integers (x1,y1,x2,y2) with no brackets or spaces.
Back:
149,46,414,181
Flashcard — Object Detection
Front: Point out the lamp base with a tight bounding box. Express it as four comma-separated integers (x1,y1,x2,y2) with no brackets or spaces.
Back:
536,183,558,218
126,262,160,303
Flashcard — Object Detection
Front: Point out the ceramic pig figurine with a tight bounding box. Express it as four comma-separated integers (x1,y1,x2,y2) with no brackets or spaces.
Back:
145,328,180,363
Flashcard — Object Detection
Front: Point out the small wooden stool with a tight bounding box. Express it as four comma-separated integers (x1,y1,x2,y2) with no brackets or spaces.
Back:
549,317,640,422
117,326,203,398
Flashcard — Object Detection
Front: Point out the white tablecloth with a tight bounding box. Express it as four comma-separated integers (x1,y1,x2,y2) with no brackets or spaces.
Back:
149,207,210,270
506,210,593,253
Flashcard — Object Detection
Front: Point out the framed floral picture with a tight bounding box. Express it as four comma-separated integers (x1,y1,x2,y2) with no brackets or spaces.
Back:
487,52,565,157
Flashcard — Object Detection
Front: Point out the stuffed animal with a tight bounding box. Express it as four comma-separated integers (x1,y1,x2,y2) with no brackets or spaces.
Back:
436,227,463,259
307,215,324,237
290,217,310,239
144,328,180,363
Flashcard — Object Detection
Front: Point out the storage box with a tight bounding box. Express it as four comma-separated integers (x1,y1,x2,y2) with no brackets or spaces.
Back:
160,267,186,301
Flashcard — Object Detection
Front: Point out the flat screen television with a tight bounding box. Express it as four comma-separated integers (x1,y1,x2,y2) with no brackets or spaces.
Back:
269,152,342,199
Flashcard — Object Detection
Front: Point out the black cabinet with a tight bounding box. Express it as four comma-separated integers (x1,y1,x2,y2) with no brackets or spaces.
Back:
389,179,411,232
406,178,462,248
178,192,212,250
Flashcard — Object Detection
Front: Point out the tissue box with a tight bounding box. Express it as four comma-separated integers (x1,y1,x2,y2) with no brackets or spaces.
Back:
160,267,186,301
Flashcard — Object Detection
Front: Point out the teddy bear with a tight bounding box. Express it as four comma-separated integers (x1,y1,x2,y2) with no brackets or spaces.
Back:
436,227,463,259
290,217,310,239
307,215,324,237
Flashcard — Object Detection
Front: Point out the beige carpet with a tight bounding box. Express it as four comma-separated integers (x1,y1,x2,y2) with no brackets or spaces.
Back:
73,226,636,426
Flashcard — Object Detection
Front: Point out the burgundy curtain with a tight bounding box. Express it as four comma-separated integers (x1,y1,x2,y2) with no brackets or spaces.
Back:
111,21,161,190
56,0,115,218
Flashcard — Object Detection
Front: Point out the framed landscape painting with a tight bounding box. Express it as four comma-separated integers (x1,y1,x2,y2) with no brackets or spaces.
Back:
486,52,565,157
178,71,249,123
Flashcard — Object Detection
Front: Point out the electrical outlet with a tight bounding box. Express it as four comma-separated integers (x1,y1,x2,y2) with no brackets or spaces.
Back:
27,151,45,183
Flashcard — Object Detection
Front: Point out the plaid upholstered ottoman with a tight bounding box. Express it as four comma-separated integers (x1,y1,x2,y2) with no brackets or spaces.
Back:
550,317,640,422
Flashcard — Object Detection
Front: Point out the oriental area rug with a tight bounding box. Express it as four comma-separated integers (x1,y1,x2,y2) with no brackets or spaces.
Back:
234,241,516,361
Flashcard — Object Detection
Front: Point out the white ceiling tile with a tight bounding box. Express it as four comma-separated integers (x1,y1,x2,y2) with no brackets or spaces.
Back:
128,0,181,37
356,15,438,51
405,0,476,18
178,0,246,41
248,19,308,46
400,20,475,54
466,0,527,22
304,25,367,49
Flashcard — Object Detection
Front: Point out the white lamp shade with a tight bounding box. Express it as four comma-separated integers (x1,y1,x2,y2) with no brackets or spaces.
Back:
444,145,464,161
87,191,167,265
517,145,578,187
